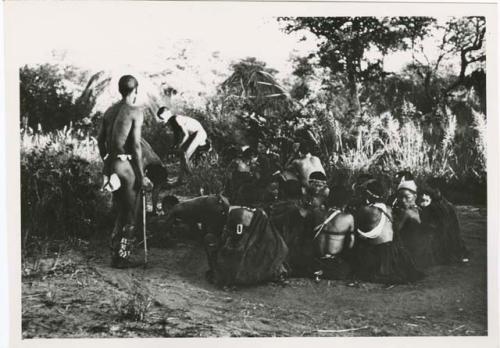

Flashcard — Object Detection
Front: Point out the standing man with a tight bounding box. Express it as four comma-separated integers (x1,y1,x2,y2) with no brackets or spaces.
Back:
98,75,149,268
156,106,210,184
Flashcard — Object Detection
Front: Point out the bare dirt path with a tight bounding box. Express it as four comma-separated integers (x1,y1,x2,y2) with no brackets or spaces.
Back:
22,206,487,337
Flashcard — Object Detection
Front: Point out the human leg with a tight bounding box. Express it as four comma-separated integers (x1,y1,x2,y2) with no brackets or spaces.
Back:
178,132,202,181
110,160,142,268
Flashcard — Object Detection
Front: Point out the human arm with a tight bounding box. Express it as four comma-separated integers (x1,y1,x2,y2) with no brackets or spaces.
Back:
131,112,145,187
170,119,188,150
97,117,107,160
395,208,420,233
177,126,189,148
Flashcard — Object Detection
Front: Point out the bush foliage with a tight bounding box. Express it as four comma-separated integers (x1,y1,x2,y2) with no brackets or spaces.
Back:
20,16,487,244
21,128,111,245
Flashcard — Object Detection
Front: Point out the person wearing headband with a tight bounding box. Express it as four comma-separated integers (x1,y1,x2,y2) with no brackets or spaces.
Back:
394,179,436,269
351,178,424,284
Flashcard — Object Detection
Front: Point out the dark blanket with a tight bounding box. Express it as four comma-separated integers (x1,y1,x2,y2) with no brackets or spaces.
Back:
269,200,314,277
420,199,469,264
214,207,288,286
353,239,424,284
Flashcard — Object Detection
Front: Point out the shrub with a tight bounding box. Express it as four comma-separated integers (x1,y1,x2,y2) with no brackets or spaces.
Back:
175,152,226,196
112,281,153,322
20,64,89,131
21,128,111,245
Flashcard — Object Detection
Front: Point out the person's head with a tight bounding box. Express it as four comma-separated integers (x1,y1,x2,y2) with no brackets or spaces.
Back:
235,183,261,207
265,181,280,202
221,145,240,164
156,106,173,123
394,170,414,187
417,184,440,207
162,195,180,214
418,193,432,208
327,185,353,210
118,75,139,103
242,147,258,163
396,179,418,208
280,179,303,200
397,188,417,209
297,141,312,156
352,173,374,194
361,179,387,205
145,164,168,186
257,142,266,154
306,183,330,209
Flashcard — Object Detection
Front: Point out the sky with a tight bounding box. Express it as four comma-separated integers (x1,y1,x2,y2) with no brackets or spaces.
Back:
11,2,458,81
14,5,318,77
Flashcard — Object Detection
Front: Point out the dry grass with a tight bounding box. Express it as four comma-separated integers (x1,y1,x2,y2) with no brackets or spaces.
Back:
112,281,154,322
21,125,99,163
334,109,486,182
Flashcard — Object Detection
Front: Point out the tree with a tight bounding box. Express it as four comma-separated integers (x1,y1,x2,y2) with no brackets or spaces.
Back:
406,17,485,110
221,57,290,116
215,58,302,151
20,64,86,131
279,17,435,115
442,17,486,107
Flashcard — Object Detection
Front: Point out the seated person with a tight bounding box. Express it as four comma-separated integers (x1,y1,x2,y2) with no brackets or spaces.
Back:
304,172,330,209
393,179,435,269
225,146,258,203
326,170,353,211
276,176,303,202
205,205,288,287
156,106,210,183
418,184,469,264
254,142,282,187
352,179,424,284
388,170,414,207
310,206,355,281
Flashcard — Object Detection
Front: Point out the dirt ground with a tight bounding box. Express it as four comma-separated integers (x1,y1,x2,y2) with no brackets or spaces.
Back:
21,205,487,338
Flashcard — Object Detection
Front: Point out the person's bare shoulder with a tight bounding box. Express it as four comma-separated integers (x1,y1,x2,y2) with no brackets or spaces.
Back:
102,102,122,121
120,104,144,120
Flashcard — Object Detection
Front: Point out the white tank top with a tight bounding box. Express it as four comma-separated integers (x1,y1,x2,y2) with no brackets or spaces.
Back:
357,203,394,245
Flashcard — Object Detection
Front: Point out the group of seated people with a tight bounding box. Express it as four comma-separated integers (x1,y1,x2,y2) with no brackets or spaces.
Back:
154,141,470,288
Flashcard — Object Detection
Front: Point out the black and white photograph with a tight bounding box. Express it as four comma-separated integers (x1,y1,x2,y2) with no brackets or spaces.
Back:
2,0,498,345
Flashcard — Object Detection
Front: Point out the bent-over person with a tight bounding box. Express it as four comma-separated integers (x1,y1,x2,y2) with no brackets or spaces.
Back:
288,143,328,208
156,107,210,184
98,75,149,268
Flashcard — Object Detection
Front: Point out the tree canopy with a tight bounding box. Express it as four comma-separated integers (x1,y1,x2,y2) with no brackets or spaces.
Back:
279,17,435,115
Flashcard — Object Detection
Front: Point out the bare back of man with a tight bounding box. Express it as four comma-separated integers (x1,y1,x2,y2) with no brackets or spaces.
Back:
102,103,144,265
98,75,146,268
290,153,326,188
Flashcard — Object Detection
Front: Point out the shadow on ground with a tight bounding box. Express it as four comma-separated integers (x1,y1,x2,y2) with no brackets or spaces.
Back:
21,206,487,337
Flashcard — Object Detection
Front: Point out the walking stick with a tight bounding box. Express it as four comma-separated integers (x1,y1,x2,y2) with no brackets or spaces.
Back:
142,189,148,267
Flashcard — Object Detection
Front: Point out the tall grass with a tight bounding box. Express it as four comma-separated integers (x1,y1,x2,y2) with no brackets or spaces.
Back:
334,109,486,184
21,125,110,250
21,124,100,163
